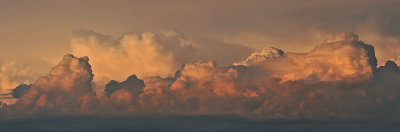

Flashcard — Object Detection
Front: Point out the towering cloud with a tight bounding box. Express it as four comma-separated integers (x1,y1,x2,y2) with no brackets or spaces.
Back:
3,32,400,119
14,54,95,112
235,32,377,83
101,32,399,118
71,30,196,82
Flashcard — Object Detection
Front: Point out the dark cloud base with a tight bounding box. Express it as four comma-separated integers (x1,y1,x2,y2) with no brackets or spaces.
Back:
0,114,398,132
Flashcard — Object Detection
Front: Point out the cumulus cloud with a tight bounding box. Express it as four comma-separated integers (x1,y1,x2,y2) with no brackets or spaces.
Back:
102,75,146,111
3,32,400,119
236,32,377,83
70,29,253,93
104,75,145,97
383,56,400,66
11,84,31,98
13,54,95,112
233,46,284,66
99,32,399,118
71,30,196,82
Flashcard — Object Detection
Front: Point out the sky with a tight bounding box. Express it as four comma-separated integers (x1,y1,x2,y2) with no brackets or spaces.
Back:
1,0,400,64
1,0,400,131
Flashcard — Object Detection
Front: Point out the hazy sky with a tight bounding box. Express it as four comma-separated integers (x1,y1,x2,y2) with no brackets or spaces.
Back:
0,0,400,93
1,0,400,68
2,1,400,131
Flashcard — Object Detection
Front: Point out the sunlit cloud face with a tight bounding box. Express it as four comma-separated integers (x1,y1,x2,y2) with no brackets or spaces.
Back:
1,0,400,131
71,30,196,81
2,32,398,121
240,32,377,83
13,55,94,112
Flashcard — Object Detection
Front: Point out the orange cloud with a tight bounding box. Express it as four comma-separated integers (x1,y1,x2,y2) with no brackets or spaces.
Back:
4,32,400,119
71,30,196,82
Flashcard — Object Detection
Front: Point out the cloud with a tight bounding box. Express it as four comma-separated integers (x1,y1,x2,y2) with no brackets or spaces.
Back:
11,84,31,98
13,54,95,112
235,32,377,83
2,32,400,120
3,0,400,77
233,46,285,66
71,30,196,82
70,30,253,94
383,56,400,66
103,75,145,111
104,75,145,97
0,60,37,93
100,32,399,118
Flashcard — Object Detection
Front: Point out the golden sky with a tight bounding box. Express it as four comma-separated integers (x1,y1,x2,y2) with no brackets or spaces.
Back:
1,0,400,65
1,2,400,131
0,0,399,93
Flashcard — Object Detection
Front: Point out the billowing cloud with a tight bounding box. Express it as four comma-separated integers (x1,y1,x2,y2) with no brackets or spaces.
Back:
11,84,31,98
104,75,145,97
2,32,400,120
99,32,399,118
71,30,196,82
235,32,377,83
13,54,95,112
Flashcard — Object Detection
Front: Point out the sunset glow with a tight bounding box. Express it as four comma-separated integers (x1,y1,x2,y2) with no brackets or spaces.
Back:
1,0,400,131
